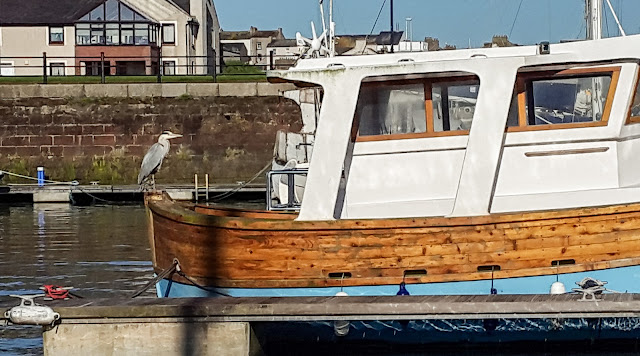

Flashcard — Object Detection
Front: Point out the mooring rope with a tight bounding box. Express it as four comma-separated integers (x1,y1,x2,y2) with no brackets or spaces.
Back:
2,160,273,205
130,259,230,298
175,269,230,297
0,170,77,185
0,169,123,204
130,260,179,298
72,186,120,204
209,161,272,202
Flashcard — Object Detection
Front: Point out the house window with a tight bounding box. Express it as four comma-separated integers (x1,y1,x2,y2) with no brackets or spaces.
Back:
84,61,111,76
49,27,64,44
91,24,105,44
162,24,175,45
106,24,120,45
513,66,619,130
116,61,145,75
162,61,176,75
76,0,157,46
355,74,480,141
0,62,14,76
76,24,90,44
121,24,134,44
257,42,262,50
49,63,65,76
134,24,150,45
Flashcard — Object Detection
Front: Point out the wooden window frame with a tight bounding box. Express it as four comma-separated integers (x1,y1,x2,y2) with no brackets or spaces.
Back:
626,71,640,124
355,75,479,142
509,66,620,132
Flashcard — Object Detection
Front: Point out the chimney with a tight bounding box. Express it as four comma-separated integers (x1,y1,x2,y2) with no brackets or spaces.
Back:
250,26,257,36
425,37,440,51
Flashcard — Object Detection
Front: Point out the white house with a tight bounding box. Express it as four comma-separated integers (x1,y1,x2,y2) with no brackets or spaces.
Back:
220,27,284,67
0,0,220,76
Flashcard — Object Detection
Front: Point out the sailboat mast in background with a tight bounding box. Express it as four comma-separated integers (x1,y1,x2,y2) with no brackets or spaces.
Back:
586,0,626,40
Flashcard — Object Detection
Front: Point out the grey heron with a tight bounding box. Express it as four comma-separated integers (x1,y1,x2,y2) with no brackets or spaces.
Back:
138,131,183,189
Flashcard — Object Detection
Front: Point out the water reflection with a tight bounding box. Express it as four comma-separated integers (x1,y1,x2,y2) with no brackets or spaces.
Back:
0,203,153,355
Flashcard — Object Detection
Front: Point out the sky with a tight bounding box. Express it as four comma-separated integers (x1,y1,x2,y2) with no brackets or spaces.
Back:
215,0,640,48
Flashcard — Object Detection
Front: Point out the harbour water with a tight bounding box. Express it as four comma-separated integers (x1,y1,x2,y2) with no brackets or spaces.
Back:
0,203,153,355
2,202,640,355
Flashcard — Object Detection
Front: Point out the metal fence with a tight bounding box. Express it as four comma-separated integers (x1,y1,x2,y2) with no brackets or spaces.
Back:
0,51,298,83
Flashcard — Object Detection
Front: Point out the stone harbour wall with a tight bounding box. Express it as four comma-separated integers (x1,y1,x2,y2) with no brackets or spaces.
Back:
0,83,302,185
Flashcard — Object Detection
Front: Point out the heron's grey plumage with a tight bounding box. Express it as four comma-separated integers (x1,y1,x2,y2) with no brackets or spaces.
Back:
138,131,182,188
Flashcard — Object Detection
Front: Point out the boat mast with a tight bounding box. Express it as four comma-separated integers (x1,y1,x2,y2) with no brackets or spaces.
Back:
586,0,626,39
585,0,602,40
329,0,335,56
585,0,605,122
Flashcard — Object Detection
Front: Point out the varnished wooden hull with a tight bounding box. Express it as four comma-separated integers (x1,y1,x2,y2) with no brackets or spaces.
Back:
147,193,640,294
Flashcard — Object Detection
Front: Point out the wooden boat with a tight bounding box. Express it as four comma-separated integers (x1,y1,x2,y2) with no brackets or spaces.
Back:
147,34,640,298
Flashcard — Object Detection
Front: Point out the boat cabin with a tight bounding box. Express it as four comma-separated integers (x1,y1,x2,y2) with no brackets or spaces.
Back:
268,35,640,221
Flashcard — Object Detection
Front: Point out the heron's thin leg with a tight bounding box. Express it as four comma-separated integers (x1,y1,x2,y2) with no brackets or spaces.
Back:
152,175,156,191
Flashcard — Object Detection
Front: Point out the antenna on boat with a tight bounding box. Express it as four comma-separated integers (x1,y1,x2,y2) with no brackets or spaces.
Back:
318,0,328,47
295,0,335,58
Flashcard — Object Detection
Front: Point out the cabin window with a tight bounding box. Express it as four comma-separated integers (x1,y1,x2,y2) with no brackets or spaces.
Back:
357,82,427,136
355,74,480,141
628,74,640,124
512,67,619,131
432,82,479,132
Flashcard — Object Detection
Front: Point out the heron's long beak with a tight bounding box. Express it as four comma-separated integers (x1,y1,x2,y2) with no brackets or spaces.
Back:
169,134,183,139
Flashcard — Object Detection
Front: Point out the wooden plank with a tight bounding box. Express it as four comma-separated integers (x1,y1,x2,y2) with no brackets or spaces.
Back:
150,196,640,289
151,196,640,231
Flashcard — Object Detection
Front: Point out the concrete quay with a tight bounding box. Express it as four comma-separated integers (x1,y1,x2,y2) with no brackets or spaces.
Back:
4,294,640,355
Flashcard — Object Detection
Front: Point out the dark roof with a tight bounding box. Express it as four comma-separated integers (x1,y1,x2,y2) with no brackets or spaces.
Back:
267,39,297,48
221,27,284,41
222,42,247,54
0,0,104,26
375,31,404,46
170,0,190,14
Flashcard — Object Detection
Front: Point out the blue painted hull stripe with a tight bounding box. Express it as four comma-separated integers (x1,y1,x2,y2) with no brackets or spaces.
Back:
156,265,640,298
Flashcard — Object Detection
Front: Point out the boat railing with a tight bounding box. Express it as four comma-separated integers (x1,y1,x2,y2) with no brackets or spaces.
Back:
266,169,309,211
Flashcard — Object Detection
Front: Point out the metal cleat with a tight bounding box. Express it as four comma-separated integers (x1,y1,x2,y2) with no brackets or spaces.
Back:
572,277,608,301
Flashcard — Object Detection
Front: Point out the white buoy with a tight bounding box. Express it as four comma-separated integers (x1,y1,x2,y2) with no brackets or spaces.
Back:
550,281,566,294
333,291,350,336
